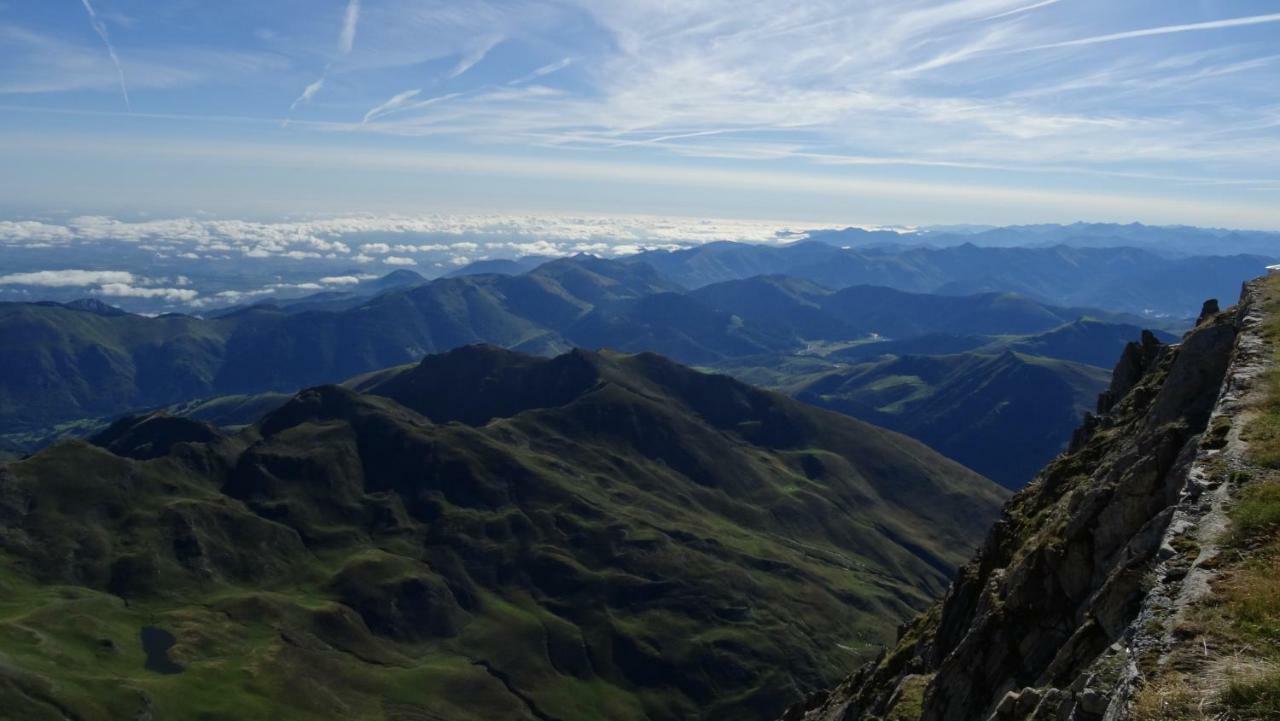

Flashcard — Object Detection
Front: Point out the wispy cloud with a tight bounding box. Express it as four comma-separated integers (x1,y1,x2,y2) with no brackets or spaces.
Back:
283,0,1276,202
363,88,421,123
508,58,573,85
5,0,1280,225
290,76,325,112
1025,12,1280,51
982,0,1063,22
290,0,363,113
339,0,361,55
77,0,130,109
448,36,502,79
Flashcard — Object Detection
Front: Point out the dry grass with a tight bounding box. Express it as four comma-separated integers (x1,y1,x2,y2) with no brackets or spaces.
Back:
1132,674,1210,721
1132,661,1280,721
1220,672,1280,717
1214,548,1280,642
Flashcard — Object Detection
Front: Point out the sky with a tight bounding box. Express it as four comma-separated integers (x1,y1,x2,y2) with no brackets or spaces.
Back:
0,0,1279,228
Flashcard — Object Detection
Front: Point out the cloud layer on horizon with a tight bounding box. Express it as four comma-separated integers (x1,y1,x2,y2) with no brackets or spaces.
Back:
0,213,819,307
0,213,808,260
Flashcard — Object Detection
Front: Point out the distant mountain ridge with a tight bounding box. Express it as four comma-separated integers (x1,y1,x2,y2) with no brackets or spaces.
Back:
786,351,1111,488
0,256,1141,437
626,240,1269,316
805,221,1280,257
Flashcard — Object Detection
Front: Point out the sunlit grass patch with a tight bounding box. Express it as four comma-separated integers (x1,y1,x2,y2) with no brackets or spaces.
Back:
1245,274,1280,468
1231,482,1280,545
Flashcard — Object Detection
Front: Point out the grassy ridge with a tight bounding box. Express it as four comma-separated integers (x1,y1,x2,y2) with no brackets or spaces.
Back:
0,347,1006,721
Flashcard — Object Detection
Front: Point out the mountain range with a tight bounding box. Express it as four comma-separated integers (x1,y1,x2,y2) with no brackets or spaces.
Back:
617,241,1268,316
0,255,1183,488
805,221,1280,256
0,346,1006,721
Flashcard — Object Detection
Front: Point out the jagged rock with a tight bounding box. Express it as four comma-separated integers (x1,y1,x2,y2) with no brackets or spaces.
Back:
1014,688,1042,717
783,283,1253,721
1096,331,1163,415
1076,688,1108,715
993,691,1020,719
1197,298,1220,325
1068,413,1099,454
1028,688,1067,720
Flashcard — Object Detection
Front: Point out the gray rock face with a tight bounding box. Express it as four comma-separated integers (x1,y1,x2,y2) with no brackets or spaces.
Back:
1096,330,1163,416
782,284,1257,721
1197,298,1220,326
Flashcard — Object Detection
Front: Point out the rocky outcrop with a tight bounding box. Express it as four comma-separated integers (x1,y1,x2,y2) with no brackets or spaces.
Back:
1197,298,1221,326
784,281,1264,721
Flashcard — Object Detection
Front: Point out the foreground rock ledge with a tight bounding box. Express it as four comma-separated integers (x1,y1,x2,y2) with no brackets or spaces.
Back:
784,277,1270,721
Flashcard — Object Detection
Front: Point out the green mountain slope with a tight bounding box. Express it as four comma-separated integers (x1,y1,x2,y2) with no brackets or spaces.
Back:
0,347,1006,721
690,276,1157,344
0,302,234,433
777,352,1110,489
566,293,791,363
826,320,1177,367
980,317,1179,367
0,258,679,434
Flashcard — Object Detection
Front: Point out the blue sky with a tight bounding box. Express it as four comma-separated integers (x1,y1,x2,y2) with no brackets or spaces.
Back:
1,0,1279,228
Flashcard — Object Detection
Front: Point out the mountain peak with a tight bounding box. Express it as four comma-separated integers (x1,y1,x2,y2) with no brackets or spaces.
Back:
365,345,603,425
369,269,427,290
64,298,128,316
90,412,224,460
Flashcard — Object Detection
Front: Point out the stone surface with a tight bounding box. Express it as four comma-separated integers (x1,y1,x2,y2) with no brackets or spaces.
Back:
782,284,1262,721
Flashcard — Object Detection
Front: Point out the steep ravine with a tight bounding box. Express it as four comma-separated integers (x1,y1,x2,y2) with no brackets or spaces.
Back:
784,278,1271,721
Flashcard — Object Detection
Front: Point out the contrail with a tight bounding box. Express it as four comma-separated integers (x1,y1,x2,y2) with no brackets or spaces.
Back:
983,0,1063,22
79,0,130,110
508,58,573,85
339,0,361,55
289,0,361,115
290,75,327,112
363,89,422,124
1027,12,1280,50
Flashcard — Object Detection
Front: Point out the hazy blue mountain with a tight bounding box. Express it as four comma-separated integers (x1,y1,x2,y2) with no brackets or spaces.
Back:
691,276,1154,341
446,255,555,277
566,293,793,363
627,241,1270,316
808,222,1280,257
982,318,1179,367
208,269,428,317
786,351,1111,488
